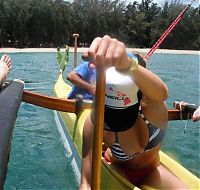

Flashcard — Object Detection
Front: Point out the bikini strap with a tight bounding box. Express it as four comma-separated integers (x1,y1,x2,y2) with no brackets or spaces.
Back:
139,105,142,112
139,106,150,125
114,132,119,143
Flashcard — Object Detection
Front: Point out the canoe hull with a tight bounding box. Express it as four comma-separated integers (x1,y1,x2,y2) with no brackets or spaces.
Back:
54,74,138,189
54,74,200,189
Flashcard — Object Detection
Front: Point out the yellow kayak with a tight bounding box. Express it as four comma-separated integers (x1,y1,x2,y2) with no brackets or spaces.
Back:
54,72,200,189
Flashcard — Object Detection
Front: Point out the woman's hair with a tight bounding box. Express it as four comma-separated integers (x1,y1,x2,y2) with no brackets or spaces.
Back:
131,51,146,68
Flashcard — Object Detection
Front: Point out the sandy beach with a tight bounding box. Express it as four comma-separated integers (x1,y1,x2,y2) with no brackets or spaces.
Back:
0,47,199,55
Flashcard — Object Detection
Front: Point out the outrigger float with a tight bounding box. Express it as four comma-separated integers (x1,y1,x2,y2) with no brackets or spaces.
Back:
0,80,24,189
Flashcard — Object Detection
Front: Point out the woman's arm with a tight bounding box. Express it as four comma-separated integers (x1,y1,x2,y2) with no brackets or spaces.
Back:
133,65,168,102
87,35,168,102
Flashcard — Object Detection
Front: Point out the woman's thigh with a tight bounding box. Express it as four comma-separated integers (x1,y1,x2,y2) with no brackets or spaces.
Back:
139,165,189,189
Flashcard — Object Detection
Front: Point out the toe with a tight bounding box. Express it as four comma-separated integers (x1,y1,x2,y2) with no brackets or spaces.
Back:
1,54,11,66
1,54,7,62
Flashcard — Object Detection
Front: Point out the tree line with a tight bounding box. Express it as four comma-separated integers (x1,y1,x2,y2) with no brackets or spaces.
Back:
0,0,199,50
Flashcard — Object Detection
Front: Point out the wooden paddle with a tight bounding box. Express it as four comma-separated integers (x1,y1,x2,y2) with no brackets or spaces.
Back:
91,63,105,190
73,33,79,68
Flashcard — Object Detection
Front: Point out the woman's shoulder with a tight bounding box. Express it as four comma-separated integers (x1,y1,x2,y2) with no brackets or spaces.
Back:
141,100,168,129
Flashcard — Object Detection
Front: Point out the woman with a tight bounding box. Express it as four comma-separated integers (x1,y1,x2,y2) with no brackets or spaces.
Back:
80,35,188,189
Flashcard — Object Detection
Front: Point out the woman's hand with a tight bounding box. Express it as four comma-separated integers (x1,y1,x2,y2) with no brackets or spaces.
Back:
86,35,168,102
87,35,131,71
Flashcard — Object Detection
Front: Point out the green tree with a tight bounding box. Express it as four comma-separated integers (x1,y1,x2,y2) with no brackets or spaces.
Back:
123,2,149,47
52,0,73,46
0,0,199,50
3,0,32,47
138,0,161,47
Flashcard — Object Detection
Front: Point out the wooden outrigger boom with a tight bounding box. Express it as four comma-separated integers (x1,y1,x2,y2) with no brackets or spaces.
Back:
21,90,196,121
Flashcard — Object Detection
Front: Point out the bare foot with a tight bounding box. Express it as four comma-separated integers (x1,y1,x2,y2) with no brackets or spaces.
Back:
0,54,12,86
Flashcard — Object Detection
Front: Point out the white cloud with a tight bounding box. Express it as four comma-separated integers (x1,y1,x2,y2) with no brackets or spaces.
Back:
125,0,198,7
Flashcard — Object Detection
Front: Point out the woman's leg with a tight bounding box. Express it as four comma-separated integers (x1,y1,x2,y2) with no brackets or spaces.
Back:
80,115,94,190
140,164,189,189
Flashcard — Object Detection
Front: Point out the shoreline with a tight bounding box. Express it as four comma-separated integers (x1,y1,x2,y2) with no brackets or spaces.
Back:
0,47,199,55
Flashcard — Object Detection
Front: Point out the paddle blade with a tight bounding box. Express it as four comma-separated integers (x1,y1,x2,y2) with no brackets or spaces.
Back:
57,46,69,73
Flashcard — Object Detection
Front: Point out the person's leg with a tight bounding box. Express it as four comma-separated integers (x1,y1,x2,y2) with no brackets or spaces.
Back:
80,115,93,190
139,164,189,189
0,54,12,86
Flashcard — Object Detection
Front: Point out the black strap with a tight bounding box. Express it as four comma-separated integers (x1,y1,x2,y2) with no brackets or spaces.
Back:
114,132,119,143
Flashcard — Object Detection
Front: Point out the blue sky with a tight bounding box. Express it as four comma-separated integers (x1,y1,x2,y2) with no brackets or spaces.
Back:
65,0,199,7
128,0,199,7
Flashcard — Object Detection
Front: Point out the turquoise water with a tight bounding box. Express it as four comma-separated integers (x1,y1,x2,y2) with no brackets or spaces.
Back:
1,52,199,189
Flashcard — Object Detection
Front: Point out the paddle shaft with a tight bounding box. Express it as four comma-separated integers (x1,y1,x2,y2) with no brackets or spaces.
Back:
145,0,194,60
73,33,79,68
91,65,105,190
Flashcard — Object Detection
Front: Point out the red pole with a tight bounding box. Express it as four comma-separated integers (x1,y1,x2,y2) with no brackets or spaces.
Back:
145,0,195,60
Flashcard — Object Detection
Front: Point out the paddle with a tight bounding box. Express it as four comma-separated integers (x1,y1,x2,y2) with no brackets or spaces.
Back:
91,61,105,190
73,33,79,68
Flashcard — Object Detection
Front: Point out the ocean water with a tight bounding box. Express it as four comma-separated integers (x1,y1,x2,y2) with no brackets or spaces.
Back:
1,52,199,190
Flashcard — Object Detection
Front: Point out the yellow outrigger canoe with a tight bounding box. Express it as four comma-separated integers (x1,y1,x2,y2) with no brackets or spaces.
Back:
54,70,200,189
